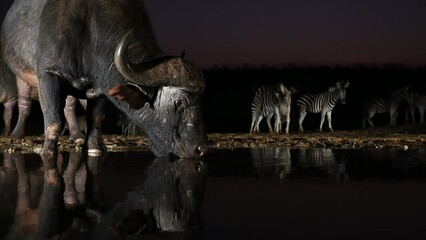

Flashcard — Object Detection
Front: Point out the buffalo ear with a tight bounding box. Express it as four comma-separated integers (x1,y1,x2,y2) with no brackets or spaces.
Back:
107,83,150,109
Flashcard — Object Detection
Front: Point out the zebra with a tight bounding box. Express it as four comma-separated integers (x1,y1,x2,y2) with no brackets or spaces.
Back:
405,92,418,124
362,86,409,128
405,92,426,125
250,83,292,134
296,81,349,132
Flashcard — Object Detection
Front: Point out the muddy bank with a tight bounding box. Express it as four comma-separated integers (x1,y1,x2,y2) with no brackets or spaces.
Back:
0,126,425,153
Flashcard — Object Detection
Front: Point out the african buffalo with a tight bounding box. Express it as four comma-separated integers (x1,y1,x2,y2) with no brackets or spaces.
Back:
1,0,207,158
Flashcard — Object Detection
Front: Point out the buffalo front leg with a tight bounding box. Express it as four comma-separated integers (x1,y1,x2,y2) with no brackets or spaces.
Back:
85,98,106,156
38,74,66,156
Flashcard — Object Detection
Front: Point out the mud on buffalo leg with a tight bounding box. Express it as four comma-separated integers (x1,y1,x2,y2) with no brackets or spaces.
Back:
38,74,67,155
2,97,17,136
85,98,106,156
11,77,32,138
64,95,85,142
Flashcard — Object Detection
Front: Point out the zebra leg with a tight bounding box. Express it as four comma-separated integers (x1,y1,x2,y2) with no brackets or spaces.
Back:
274,108,282,134
285,113,290,134
367,111,376,128
419,107,425,125
319,111,326,132
254,115,263,133
266,113,274,133
405,107,413,124
298,112,307,132
274,113,282,134
250,115,256,133
405,108,408,123
326,111,333,132
251,109,261,133
410,106,416,124
390,110,397,126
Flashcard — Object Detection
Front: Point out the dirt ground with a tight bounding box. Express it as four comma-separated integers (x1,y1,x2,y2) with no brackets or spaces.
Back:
0,125,425,153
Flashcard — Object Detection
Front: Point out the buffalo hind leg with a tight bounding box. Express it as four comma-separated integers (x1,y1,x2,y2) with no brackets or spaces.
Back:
12,77,33,138
64,95,85,142
2,97,17,136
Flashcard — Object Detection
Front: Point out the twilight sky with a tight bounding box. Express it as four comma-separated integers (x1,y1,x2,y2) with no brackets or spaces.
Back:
2,0,426,68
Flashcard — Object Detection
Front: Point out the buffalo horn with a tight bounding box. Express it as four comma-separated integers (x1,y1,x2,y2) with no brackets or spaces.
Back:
114,32,204,92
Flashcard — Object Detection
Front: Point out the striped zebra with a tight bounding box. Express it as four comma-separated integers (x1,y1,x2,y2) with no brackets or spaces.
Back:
250,83,292,134
296,81,349,132
405,92,426,124
362,87,409,128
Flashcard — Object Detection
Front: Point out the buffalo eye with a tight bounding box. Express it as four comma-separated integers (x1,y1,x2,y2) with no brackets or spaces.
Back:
175,99,184,111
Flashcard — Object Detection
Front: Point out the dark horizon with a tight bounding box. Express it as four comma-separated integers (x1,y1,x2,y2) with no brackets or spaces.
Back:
145,0,426,69
1,0,426,69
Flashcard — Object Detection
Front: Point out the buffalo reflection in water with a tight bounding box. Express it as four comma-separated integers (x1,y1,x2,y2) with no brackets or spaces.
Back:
0,151,207,240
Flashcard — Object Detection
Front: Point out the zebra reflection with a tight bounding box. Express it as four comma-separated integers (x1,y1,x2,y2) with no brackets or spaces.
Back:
251,148,292,181
296,149,348,182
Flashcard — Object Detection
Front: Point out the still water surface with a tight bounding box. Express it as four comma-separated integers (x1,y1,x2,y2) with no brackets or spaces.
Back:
1,148,426,239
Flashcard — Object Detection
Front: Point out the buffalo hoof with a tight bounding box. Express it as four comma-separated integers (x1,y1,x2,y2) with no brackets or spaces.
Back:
88,149,102,157
11,132,25,139
73,138,85,145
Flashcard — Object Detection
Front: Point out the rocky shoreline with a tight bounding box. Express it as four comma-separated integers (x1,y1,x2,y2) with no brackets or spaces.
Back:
0,128,425,154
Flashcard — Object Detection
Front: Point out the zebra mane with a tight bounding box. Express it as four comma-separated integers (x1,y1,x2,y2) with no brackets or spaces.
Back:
328,86,336,92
